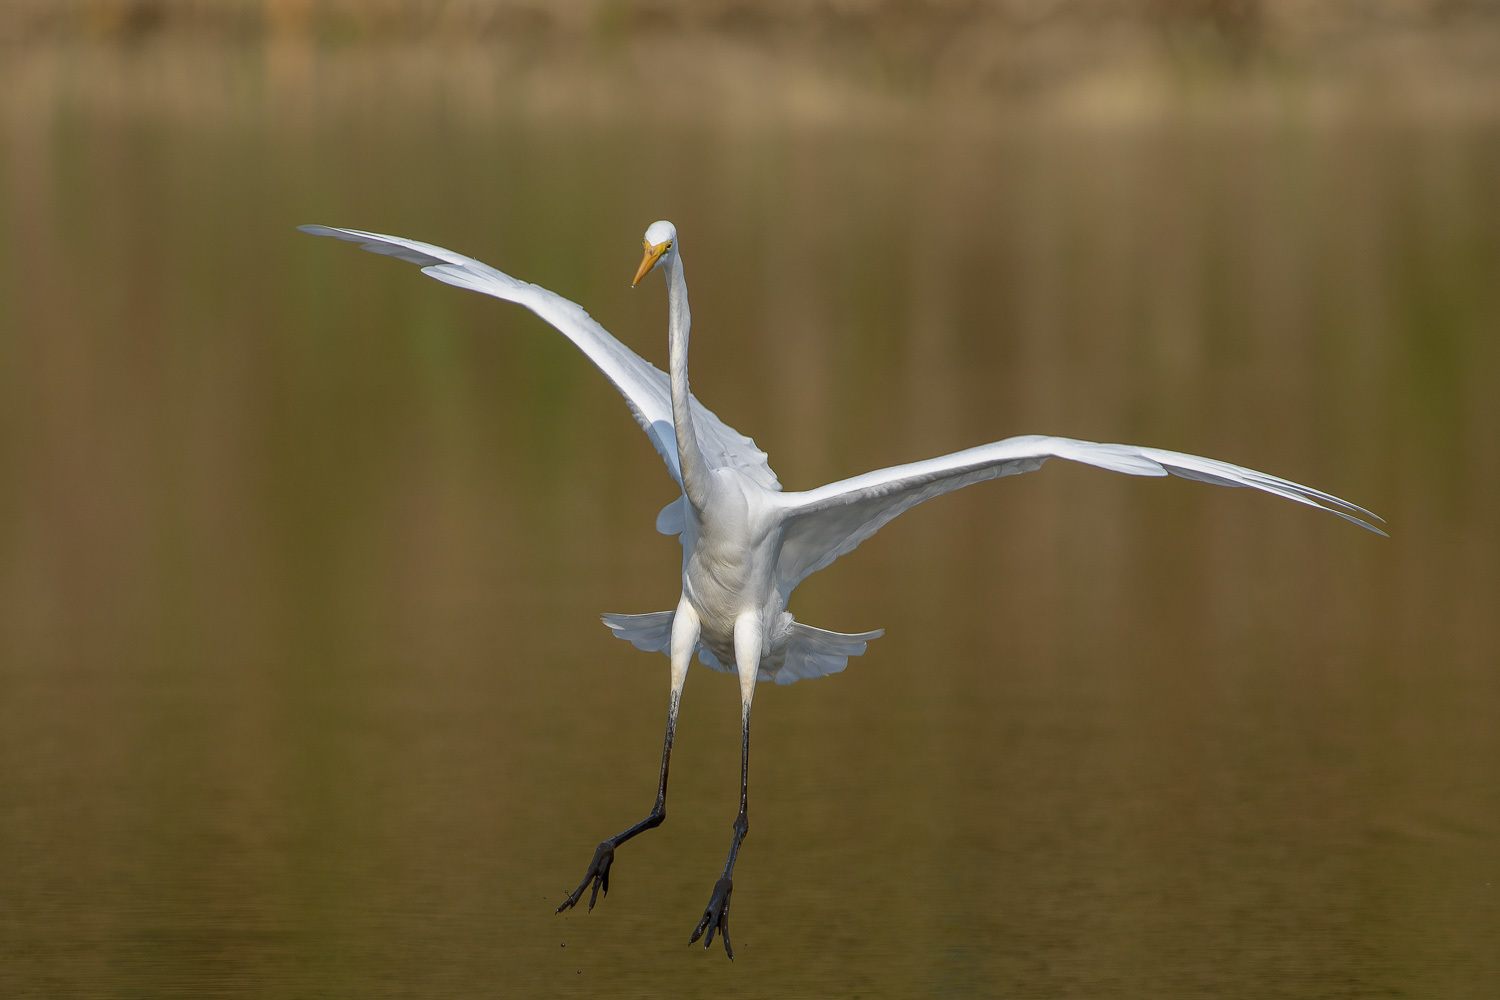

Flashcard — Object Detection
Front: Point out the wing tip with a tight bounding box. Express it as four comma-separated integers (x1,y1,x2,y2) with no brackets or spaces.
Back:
297,224,451,267
1149,447,1386,535
1337,509,1389,537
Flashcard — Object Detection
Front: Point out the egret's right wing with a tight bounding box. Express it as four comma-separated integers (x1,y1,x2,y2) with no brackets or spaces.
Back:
299,226,780,494
773,434,1384,593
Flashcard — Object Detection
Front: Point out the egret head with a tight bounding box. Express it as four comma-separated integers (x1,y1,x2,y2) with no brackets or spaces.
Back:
632,220,678,287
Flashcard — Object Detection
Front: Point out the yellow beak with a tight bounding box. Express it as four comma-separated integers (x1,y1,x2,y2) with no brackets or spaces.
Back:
632,239,670,287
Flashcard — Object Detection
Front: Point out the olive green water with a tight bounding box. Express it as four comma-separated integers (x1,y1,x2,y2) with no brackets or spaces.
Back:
2,44,1498,997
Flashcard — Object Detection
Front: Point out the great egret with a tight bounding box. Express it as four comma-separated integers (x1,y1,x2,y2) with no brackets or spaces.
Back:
301,220,1383,959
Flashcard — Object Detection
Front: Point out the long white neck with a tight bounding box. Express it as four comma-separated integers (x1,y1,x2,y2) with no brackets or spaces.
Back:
665,252,711,509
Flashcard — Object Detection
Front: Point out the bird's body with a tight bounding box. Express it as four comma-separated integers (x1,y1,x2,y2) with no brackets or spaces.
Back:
638,466,862,681
301,219,1383,959
686,478,768,636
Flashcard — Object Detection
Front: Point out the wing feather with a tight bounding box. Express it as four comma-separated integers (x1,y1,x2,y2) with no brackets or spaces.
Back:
299,225,779,493
774,434,1384,593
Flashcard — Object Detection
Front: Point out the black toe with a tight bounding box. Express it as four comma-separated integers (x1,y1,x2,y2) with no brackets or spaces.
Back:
556,841,616,914
689,876,734,960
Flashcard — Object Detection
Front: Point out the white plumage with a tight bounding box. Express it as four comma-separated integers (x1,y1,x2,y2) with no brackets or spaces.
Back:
301,219,1382,958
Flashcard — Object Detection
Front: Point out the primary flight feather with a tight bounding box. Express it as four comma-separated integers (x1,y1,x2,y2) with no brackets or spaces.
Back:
301,220,1383,959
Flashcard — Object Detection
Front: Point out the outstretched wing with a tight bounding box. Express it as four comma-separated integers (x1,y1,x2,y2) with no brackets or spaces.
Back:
299,226,779,493
773,434,1384,593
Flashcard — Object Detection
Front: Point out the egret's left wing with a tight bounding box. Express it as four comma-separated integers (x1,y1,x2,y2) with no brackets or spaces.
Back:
299,226,780,494
773,434,1384,593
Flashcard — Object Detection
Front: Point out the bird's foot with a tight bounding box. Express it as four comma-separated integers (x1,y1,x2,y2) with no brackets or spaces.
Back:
689,876,734,959
555,841,615,913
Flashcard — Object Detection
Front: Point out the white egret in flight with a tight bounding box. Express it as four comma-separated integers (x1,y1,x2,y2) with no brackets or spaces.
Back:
301,220,1383,959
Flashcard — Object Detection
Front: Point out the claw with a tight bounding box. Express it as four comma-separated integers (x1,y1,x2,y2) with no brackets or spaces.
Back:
555,841,615,914
689,876,734,960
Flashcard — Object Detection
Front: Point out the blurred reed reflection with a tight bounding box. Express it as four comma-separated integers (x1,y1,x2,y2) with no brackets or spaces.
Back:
0,39,1497,998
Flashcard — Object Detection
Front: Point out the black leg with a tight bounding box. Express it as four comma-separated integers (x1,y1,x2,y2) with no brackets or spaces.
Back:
690,703,750,959
556,689,680,914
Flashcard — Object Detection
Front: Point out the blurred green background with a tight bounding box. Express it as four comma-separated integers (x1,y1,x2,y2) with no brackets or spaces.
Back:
1,2,1497,996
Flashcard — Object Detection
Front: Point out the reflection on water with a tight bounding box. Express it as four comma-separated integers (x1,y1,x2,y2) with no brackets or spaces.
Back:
1,42,1498,998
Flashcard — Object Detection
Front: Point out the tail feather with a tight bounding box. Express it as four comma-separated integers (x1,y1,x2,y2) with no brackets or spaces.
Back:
601,612,884,686
764,622,884,685
600,611,675,654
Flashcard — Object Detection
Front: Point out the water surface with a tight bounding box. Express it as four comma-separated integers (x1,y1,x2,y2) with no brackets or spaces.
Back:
1,42,1497,998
